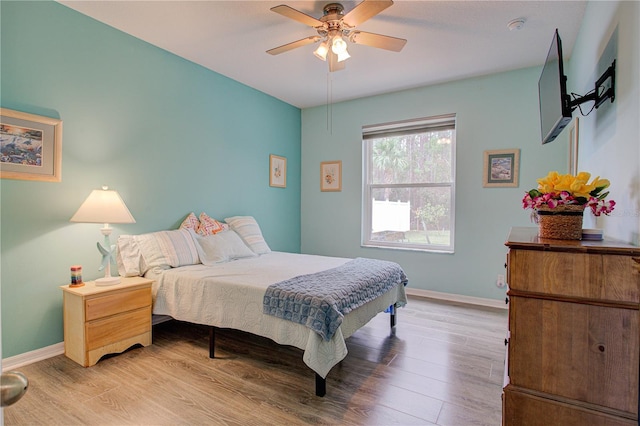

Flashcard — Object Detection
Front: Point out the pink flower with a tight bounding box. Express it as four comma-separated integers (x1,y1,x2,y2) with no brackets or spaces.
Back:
558,191,575,204
587,198,616,216
546,198,559,208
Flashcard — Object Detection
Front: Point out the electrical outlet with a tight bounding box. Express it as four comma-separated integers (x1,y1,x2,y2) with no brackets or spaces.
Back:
496,274,506,288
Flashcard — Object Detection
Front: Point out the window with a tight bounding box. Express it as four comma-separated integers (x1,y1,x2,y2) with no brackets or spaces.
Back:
362,114,456,252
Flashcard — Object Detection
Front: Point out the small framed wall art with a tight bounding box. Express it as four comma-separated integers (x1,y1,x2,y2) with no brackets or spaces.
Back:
320,160,342,192
269,154,286,188
0,108,63,182
483,149,520,188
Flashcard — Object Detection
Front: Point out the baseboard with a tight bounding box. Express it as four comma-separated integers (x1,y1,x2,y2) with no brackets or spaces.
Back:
2,342,64,372
406,288,508,310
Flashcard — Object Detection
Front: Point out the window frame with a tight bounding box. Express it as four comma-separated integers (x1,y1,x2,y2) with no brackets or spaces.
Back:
361,114,456,253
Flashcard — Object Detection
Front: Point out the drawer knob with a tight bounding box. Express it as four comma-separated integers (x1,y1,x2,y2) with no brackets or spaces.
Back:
504,338,509,346
505,297,509,305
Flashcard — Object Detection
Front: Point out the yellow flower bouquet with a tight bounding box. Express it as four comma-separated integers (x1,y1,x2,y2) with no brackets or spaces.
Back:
522,171,616,217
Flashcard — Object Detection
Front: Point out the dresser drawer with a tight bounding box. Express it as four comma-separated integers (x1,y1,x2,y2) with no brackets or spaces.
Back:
503,387,636,426
509,296,639,415
86,306,151,351
509,250,640,304
85,288,151,321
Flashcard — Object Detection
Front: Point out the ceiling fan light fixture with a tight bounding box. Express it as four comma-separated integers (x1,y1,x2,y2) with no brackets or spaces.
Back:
331,36,348,54
314,40,329,61
268,1,406,72
337,49,351,62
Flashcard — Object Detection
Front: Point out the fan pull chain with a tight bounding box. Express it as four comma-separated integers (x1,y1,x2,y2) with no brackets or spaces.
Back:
326,73,333,134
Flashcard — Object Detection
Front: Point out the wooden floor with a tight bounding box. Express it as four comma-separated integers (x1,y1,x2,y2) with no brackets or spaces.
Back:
5,296,508,425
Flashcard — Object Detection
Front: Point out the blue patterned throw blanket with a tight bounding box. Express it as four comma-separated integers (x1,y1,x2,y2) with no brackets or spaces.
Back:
263,258,408,341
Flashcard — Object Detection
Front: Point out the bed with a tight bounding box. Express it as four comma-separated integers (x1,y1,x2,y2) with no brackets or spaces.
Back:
117,214,408,396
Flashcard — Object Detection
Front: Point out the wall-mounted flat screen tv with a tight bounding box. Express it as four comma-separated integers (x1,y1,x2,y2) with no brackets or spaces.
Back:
539,29,572,144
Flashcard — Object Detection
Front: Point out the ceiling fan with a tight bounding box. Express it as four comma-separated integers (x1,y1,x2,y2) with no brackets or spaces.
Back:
267,0,407,72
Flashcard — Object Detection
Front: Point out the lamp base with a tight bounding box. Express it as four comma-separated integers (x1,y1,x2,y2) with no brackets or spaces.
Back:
95,276,121,286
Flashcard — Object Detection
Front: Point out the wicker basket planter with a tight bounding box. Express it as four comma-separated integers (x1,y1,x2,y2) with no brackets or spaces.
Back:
536,204,585,240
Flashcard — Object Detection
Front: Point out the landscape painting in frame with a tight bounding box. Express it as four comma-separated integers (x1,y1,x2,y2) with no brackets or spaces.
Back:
269,154,286,188
483,149,520,188
0,108,62,182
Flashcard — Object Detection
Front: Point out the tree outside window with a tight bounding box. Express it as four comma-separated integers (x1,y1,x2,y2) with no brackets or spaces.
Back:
363,115,456,252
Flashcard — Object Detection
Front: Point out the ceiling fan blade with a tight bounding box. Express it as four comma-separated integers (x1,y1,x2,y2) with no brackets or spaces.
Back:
267,36,321,55
270,5,324,28
342,0,394,28
350,31,407,52
328,51,346,72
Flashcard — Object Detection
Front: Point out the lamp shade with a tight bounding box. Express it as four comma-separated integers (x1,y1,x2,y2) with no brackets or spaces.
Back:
331,36,347,54
70,187,136,224
314,40,329,61
337,50,351,62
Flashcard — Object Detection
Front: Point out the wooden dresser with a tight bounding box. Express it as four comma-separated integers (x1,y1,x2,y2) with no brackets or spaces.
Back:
503,227,640,426
61,276,153,367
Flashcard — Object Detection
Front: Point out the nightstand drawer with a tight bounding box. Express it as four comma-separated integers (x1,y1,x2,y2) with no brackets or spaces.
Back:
86,306,151,350
85,288,151,321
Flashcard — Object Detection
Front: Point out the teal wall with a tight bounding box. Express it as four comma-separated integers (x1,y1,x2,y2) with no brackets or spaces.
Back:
566,0,639,243
300,0,639,300
3,0,638,361
1,1,301,358
301,68,567,301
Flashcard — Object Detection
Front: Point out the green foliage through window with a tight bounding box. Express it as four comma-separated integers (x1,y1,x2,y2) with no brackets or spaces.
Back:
363,115,456,252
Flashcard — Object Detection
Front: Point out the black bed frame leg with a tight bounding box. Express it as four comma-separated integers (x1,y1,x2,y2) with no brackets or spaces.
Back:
210,327,327,397
389,304,396,328
209,326,216,358
315,373,326,397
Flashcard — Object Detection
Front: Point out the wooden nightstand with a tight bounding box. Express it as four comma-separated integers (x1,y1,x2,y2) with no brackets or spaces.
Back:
61,276,153,367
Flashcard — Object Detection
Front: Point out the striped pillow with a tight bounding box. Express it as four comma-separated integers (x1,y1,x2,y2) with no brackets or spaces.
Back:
134,229,200,273
224,216,271,255
116,235,147,277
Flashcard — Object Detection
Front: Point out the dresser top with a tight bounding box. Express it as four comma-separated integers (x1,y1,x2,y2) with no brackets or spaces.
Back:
506,227,640,255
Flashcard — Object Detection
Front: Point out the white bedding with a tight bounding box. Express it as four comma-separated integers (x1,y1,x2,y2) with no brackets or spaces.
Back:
148,251,407,378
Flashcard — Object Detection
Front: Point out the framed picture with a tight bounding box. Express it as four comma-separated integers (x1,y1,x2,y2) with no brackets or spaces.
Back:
483,149,520,188
568,117,579,175
320,160,342,192
269,154,286,188
1,108,62,182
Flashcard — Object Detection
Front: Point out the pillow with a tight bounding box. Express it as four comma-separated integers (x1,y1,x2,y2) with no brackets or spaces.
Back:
179,212,200,233
116,235,147,277
198,212,225,235
224,216,271,255
192,229,257,265
133,229,200,274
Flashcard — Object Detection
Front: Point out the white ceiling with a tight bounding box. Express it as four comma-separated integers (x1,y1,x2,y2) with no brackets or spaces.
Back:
58,0,587,109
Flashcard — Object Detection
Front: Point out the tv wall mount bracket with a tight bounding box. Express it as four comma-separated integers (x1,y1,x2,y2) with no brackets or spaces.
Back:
567,60,616,112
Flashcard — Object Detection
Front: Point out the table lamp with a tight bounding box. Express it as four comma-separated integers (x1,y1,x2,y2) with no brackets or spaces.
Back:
70,186,136,285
